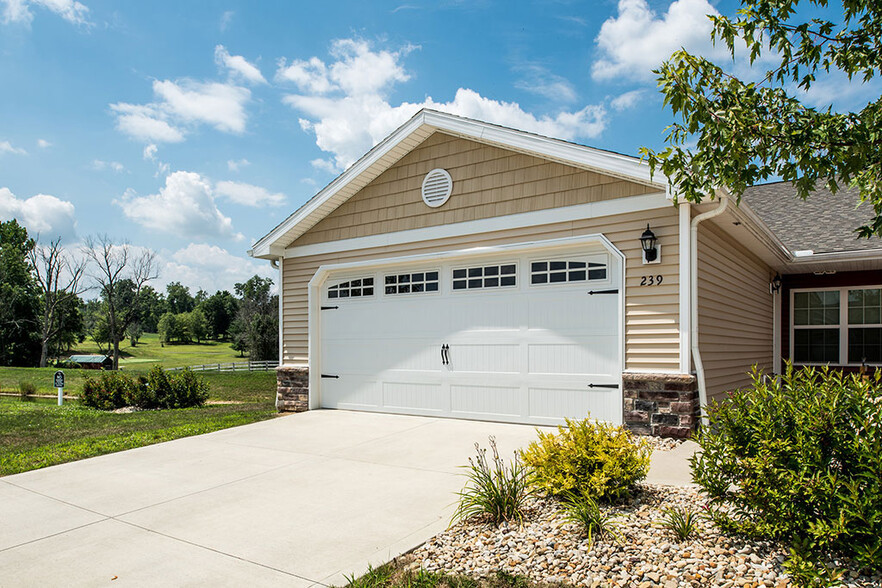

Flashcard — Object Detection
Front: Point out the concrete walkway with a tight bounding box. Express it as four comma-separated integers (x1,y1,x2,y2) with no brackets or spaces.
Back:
0,411,695,587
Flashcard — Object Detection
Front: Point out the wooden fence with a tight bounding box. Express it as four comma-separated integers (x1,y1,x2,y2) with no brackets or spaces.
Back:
166,360,279,373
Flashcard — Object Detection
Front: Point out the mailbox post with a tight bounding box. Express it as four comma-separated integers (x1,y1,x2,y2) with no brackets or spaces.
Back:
54,371,65,406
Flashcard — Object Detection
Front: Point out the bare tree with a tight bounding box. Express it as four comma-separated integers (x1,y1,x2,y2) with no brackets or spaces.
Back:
83,235,158,370
29,238,87,367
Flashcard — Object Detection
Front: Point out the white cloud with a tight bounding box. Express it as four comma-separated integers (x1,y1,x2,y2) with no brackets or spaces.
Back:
214,45,266,85
1,0,90,25
110,52,252,144
0,187,77,242
219,10,233,32
279,39,607,171
514,65,577,103
611,89,645,111
37,138,51,148
114,171,243,241
227,158,250,172
153,80,250,134
0,140,27,155
143,144,158,160
110,103,185,143
310,158,338,174
215,180,285,207
92,159,125,172
160,243,274,295
592,0,723,82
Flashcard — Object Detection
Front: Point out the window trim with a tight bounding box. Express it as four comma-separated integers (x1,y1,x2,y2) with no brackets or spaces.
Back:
790,285,882,366
450,261,519,292
325,274,377,302
382,269,442,297
527,253,611,287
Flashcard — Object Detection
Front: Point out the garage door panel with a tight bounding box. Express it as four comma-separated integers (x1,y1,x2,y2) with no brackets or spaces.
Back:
528,295,618,333
451,384,522,417
447,343,520,374
528,340,619,376
382,382,445,413
528,386,620,422
323,377,381,410
446,297,525,332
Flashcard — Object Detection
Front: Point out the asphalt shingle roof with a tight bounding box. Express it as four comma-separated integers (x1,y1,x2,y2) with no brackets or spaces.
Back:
741,182,882,255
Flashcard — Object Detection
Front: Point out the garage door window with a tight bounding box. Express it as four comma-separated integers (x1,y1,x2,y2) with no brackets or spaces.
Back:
530,258,607,284
452,264,516,290
384,271,440,295
328,277,374,299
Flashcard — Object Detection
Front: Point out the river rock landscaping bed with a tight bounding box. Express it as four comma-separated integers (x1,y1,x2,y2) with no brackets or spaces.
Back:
409,484,881,588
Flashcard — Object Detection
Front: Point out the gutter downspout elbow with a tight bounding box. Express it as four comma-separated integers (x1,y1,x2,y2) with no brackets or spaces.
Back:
690,195,729,427
270,258,280,269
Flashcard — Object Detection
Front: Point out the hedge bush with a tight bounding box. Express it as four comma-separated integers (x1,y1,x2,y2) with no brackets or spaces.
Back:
80,367,209,411
693,365,882,574
521,417,651,503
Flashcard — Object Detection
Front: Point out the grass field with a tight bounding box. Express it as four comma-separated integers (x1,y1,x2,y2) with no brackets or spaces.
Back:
0,333,280,477
71,332,245,368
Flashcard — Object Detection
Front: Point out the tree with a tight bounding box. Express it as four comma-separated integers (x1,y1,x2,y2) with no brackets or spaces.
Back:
83,235,158,370
137,285,167,333
641,0,882,237
166,281,195,314
184,309,208,343
0,220,40,366
29,238,87,367
158,312,184,345
230,276,278,361
47,294,86,358
198,290,238,340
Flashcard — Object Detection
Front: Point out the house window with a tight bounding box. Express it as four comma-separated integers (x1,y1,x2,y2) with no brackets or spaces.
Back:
791,287,882,365
848,288,882,363
384,271,440,295
328,277,374,299
452,264,516,290
530,258,607,285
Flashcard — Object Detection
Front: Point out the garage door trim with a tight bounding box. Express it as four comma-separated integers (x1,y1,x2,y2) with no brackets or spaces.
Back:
307,233,626,413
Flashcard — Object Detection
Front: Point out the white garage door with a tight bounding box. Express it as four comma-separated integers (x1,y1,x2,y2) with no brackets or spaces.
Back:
317,243,622,426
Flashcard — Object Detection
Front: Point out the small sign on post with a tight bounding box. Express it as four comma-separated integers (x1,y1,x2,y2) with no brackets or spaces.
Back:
54,370,65,406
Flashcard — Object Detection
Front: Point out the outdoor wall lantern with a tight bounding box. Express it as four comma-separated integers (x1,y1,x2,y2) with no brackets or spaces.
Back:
640,224,659,264
770,273,783,294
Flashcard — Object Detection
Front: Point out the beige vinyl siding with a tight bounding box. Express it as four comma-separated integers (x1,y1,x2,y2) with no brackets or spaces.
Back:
282,206,681,373
697,220,774,402
293,132,656,246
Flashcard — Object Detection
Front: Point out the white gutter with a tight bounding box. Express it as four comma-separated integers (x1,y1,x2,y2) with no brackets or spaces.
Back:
691,195,729,427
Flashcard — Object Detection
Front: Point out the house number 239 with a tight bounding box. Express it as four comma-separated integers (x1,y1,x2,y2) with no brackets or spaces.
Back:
640,275,663,286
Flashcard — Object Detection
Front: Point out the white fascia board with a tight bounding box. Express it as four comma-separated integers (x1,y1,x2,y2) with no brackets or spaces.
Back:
285,191,670,258
786,248,882,264
252,109,667,258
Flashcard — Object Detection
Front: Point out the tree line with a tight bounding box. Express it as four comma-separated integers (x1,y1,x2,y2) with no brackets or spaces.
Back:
0,220,278,369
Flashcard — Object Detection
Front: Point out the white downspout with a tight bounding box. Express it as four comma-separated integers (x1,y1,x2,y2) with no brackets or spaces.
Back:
691,195,729,427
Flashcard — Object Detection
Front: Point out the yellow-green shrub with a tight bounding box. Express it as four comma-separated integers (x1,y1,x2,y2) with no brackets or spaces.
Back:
521,417,651,503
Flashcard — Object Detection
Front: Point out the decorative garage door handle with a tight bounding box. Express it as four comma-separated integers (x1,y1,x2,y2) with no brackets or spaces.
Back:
587,383,619,389
441,344,450,365
587,289,619,295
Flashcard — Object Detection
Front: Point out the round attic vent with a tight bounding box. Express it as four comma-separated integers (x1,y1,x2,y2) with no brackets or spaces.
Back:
421,168,453,208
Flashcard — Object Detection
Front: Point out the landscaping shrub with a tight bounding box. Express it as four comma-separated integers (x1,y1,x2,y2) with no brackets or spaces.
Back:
81,371,137,410
521,417,651,503
692,365,882,574
452,436,534,527
19,381,37,400
81,367,209,411
560,491,620,547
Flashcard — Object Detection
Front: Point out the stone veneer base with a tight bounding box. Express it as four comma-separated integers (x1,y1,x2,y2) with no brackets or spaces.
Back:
622,373,699,439
276,366,309,412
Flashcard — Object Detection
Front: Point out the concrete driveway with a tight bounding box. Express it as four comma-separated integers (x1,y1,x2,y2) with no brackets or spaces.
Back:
0,410,551,587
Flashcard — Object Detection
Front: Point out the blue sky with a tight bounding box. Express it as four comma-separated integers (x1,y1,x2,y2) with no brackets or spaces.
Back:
1,0,876,294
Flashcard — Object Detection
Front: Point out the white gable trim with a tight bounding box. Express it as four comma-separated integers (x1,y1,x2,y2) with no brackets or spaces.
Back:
251,109,668,259
284,191,669,258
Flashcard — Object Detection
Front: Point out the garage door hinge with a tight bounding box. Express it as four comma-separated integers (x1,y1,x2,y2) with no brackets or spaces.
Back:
588,383,619,389
587,289,619,295
321,374,339,379
321,305,339,310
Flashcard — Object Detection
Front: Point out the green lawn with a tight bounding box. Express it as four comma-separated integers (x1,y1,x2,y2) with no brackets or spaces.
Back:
0,397,277,476
0,335,281,477
70,332,246,369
